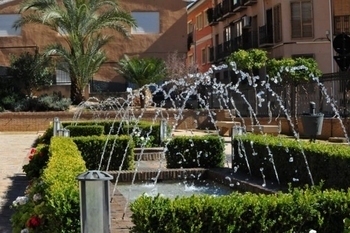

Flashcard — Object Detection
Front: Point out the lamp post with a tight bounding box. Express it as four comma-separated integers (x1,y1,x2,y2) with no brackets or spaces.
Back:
77,170,113,233
53,117,60,136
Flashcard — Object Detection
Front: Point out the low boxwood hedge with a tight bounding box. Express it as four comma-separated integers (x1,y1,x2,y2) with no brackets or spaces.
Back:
233,133,350,189
165,135,225,168
131,186,350,233
65,125,104,137
11,137,86,232
73,135,135,171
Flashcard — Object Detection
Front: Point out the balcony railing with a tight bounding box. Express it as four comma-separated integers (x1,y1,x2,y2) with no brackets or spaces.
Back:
242,0,257,6
221,0,235,18
233,0,247,12
187,32,193,51
209,46,215,62
259,25,274,47
206,8,218,25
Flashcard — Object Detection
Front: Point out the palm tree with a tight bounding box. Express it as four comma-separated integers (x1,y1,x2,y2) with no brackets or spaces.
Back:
13,0,136,104
116,55,167,108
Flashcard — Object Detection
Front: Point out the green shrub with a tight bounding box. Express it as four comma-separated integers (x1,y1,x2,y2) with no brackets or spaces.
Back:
233,134,350,189
131,186,350,233
22,144,50,180
11,137,86,233
165,135,225,168
65,125,104,137
73,135,135,170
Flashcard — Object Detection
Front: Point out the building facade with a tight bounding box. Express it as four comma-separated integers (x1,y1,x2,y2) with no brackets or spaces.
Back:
0,0,188,96
187,0,213,73
189,0,350,76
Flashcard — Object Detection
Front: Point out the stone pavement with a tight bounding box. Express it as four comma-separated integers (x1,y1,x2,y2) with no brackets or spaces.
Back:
0,132,41,233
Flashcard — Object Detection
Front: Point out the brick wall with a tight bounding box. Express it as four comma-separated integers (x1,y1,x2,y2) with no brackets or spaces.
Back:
1,110,348,139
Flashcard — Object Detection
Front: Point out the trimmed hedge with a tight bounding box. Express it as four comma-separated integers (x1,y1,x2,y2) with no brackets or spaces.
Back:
11,137,86,232
73,135,135,171
40,137,86,232
233,134,350,189
39,120,163,146
65,125,104,137
131,187,350,233
165,135,225,168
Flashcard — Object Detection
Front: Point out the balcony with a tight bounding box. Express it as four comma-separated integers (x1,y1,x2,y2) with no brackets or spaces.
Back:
259,25,274,47
221,0,235,19
216,43,224,61
242,0,257,6
233,0,247,13
209,46,215,63
187,32,193,51
206,8,218,25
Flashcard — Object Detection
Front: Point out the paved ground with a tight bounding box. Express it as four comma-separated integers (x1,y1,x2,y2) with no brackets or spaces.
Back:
0,132,42,233
0,130,232,232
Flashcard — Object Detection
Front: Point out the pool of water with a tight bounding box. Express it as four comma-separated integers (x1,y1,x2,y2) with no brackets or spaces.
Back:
116,180,234,201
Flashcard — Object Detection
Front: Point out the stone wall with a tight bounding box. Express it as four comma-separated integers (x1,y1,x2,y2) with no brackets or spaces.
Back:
0,110,349,140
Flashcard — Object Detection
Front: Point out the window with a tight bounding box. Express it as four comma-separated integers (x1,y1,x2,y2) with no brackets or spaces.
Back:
196,13,204,30
204,9,209,27
201,48,207,64
334,15,350,35
0,14,21,36
291,0,313,38
55,63,71,84
273,4,282,43
131,12,160,34
187,21,193,34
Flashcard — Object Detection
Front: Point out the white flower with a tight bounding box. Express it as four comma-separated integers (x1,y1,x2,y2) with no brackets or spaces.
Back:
309,230,317,233
140,136,145,141
33,193,42,202
12,196,29,206
21,229,29,233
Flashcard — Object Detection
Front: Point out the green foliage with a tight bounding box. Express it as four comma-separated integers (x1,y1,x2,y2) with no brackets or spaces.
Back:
131,187,350,233
73,135,135,170
38,120,163,147
233,133,350,189
65,125,104,137
116,55,167,87
14,0,136,104
11,93,71,112
165,136,225,168
9,52,53,96
11,137,86,232
267,57,322,85
227,49,268,73
23,144,50,180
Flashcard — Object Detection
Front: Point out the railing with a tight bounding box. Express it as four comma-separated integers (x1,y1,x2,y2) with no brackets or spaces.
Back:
209,46,215,62
222,0,234,17
242,0,258,6
214,72,350,117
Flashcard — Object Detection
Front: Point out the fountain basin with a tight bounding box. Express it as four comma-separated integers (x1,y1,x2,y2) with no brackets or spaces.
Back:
116,180,233,201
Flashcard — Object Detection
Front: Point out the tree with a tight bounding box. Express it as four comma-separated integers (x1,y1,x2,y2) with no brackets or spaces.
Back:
227,49,268,115
14,0,136,104
9,51,53,96
116,55,167,108
267,57,322,131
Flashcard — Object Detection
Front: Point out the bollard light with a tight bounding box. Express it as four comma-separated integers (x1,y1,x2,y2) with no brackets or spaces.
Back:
160,119,167,142
63,128,70,137
77,170,113,233
53,117,60,136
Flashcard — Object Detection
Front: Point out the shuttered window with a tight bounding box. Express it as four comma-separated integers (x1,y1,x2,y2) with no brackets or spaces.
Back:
291,1,313,38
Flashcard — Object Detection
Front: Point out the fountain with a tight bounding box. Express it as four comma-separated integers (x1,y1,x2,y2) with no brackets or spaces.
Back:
68,62,350,231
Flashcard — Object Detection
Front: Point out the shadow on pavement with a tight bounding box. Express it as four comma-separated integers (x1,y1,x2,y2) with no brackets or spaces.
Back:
0,174,28,233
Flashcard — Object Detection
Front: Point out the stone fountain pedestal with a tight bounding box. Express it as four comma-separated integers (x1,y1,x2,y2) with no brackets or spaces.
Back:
134,147,164,161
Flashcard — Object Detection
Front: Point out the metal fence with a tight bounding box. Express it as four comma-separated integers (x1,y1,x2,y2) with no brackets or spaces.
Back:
209,72,350,117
